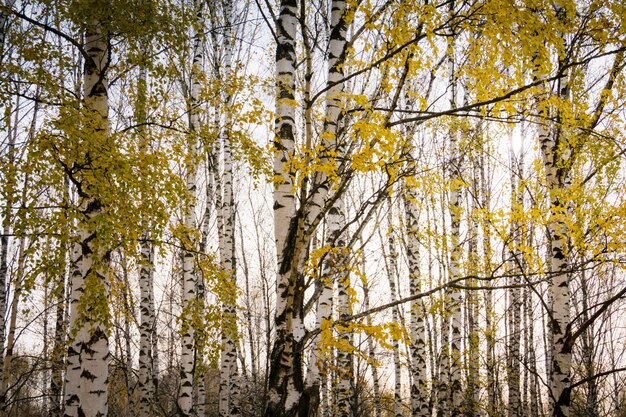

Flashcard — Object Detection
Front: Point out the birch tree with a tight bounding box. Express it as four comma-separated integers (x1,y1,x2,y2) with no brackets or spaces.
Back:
382,201,403,417
437,14,463,415
64,9,112,417
331,197,353,417
178,1,205,414
1,2,626,417
136,59,157,417
405,175,429,417
218,0,241,415
265,0,350,415
532,5,626,415
507,137,523,417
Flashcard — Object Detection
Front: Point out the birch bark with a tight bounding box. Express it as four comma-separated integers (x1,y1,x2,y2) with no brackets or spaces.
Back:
265,0,349,415
264,0,302,414
0,91,15,414
405,187,429,417
303,246,333,417
445,19,463,414
332,197,352,417
480,144,497,416
136,51,157,417
301,8,327,413
179,1,205,414
218,0,240,414
64,13,111,417
0,29,19,405
362,269,381,417
507,143,522,417
533,18,574,413
465,149,480,417
383,200,403,417
50,220,67,417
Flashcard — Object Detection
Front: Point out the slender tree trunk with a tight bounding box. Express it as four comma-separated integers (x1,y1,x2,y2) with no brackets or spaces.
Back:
437,229,450,417
362,268,381,417
446,17,463,415
50,176,70,417
525,269,540,417
50,254,67,417
2,233,25,401
0,79,19,413
480,139,497,417
195,219,208,417
0,94,23,406
64,12,111,417
578,269,598,417
464,149,480,417
179,1,205,415
302,243,333,417
425,203,437,414
238,214,259,409
382,200,403,417
120,255,136,417
218,1,240,415
437,10,463,415
166,260,177,415
405,185,429,417
136,51,157,417
43,274,51,416
507,142,522,417
300,5,323,414
332,197,353,417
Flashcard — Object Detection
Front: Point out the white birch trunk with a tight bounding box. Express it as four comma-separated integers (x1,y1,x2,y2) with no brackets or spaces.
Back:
0,52,19,409
331,196,352,417
524,271,540,417
300,7,325,414
579,273,598,417
138,233,156,417
541,123,572,417
480,146,497,416
534,37,572,414
437,257,450,417
64,240,82,417
303,250,333,417
465,152,480,417
383,200,403,417
405,188,429,417
50,229,67,417
120,259,136,417
507,142,522,417
437,11,462,415
0,98,14,414
2,233,25,403
64,14,111,417
446,22,463,416
179,1,205,414
542,126,571,417
265,0,301,415
135,52,157,417
362,269,381,417
218,0,240,413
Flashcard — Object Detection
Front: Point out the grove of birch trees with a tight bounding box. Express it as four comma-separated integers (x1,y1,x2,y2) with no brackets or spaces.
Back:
1,0,626,417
